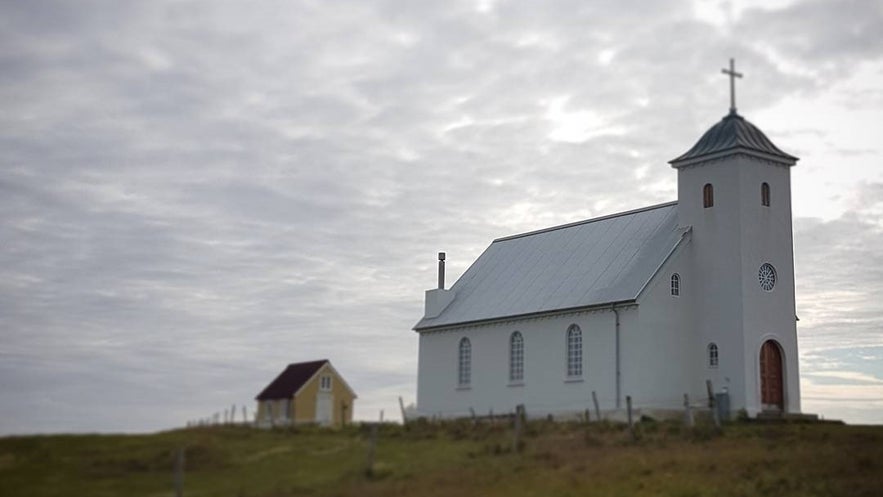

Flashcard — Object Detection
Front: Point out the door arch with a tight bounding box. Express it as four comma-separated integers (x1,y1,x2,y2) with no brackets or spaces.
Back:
760,340,784,410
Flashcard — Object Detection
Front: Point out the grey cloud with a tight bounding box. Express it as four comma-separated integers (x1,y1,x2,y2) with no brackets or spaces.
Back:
794,183,883,352
1,0,881,433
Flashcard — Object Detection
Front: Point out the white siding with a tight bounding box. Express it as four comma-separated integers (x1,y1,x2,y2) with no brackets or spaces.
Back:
678,154,801,415
629,241,699,411
418,309,630,418
737,159,801,414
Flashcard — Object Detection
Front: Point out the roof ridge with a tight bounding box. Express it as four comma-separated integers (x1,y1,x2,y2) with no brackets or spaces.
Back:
287,359,328,367
494,201,678,243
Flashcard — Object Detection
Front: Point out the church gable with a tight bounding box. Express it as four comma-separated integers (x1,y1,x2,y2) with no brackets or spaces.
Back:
414,201,688,331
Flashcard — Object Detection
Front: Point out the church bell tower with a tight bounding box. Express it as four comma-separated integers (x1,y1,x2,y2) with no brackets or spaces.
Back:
669,60,801,416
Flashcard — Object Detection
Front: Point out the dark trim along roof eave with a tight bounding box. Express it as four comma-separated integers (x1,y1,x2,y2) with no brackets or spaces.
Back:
669,146,798,169
413,299,638,333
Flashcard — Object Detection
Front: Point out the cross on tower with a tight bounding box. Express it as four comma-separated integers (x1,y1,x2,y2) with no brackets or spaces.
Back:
721,58,743,114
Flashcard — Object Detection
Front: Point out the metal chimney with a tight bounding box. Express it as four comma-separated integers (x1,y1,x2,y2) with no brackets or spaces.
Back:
437,252,446,289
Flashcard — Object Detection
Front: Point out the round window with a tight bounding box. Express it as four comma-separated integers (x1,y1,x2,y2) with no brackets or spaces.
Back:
758,263,777,292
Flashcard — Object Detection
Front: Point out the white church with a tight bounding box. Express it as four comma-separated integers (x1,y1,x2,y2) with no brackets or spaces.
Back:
414,62,803,420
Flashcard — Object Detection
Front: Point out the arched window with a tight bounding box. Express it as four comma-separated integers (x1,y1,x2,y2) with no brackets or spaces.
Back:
761,182,770,207
708,343,719,368
509,332,524,382
671,273,680,296
458,338,471,387
703,183,714,208
566,325,583,377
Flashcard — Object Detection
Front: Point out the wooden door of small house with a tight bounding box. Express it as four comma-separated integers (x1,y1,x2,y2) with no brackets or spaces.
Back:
760,340,784,410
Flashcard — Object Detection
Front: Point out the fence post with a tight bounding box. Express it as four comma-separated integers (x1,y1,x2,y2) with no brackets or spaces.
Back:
512,404,524,453
365,423,378,477
469,407,477,425
398,396,408,426
626,396,633,428
707,380,721,430
173,447,185,497
683,393,694,428
626,395,637,440
592,391,601,422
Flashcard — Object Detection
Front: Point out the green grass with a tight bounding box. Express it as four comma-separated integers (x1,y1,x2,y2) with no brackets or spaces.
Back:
1,419,881,497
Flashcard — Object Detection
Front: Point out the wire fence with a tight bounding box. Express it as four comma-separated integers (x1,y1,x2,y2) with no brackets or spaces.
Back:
410,391,721,421
186,404,254,428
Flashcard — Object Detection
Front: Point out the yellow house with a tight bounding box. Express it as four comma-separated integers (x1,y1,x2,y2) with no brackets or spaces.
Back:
255,359,356,427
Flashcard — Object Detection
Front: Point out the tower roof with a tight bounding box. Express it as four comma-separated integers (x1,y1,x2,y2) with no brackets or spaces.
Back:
669,111,798,167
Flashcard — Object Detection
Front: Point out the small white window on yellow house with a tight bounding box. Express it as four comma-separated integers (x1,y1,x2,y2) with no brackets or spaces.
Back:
320,375,332,391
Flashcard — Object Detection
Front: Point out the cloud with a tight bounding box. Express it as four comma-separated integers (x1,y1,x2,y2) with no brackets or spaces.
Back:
794,184,883,352
1,0,882,433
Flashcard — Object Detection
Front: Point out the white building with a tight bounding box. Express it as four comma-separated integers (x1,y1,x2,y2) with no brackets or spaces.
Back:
414,69,803,420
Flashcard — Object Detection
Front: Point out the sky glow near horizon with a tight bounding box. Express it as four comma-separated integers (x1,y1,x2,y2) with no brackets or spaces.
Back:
1,0,882,434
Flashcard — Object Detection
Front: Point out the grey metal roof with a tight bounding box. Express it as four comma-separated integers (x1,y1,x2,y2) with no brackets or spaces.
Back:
414,202,686,331
670,111,798,167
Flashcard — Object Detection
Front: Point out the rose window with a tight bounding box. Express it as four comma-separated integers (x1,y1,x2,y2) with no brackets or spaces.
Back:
758,263,777,292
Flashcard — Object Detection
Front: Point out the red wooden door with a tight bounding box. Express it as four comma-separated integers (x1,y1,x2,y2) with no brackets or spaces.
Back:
760,341,784,409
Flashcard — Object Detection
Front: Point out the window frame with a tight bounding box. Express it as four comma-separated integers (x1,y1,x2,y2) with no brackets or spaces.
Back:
703,183,714,208
708,343,719,368
319,375,332,392
671,273,681,297
761,182,770,207
509,331,524,384
458,337,472,388
759,263,777,292
566,325,583,378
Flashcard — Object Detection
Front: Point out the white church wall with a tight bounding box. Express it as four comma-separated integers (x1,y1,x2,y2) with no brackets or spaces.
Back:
416,309,623,419
625,240,699,413
736,158,801,414
678,159,750,411
676,154,801,416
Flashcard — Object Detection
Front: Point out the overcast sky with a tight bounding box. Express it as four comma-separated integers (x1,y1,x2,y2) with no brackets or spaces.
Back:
2,0,882,434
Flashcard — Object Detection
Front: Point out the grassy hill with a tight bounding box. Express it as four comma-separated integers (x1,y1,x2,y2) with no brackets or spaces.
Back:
1,418,881,497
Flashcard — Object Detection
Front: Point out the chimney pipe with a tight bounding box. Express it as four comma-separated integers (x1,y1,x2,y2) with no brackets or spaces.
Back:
437,252,446,289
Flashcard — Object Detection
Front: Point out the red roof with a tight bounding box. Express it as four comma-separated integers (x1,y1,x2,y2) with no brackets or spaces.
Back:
255,360,328,400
